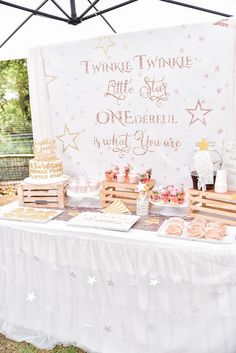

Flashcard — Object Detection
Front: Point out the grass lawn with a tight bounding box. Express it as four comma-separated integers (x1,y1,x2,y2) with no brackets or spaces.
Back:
0,334,86,353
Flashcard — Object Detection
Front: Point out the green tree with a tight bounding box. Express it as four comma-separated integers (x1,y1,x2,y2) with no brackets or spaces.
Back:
0,58,33,153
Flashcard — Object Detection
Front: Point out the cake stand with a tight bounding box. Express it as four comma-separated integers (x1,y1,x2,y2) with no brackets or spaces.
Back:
67,188,101,200
149,199,189,216
67,188,101,208
24,175,70,184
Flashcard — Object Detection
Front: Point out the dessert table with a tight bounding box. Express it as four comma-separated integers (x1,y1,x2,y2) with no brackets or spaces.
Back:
0,202,236,353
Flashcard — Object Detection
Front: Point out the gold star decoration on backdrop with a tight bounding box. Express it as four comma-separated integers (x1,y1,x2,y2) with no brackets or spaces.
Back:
45,74,58,85
95,36,116,56
198,138,209,151
186,100,212,126
56,124,82,153
42,57,58,86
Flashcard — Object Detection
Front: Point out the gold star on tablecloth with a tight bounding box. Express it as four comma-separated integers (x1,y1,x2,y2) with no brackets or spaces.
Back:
186,100,212,126
145,218,160,225
95,36,116,56
56,124,82,153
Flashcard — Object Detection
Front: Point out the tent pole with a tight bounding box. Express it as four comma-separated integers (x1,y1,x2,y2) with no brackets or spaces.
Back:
0,0,68,22
0,0,49,48
77,0,101,23
159,0,232,17
86,0,116,33
70,0,77,19
50,0,70,19
81,0,138,21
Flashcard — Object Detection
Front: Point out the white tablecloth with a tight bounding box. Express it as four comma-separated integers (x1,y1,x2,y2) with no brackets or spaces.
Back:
0,203,236,353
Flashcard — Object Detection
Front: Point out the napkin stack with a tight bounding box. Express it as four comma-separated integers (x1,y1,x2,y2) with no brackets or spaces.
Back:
102,199,131,214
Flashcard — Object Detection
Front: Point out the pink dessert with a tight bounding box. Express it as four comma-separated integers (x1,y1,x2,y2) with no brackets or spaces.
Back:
166,217,184,236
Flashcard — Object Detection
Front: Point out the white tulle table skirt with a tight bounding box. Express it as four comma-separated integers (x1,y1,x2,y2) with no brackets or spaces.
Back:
0,214,236,353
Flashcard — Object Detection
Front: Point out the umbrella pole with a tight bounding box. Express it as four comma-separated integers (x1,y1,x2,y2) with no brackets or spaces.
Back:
70,0,77,20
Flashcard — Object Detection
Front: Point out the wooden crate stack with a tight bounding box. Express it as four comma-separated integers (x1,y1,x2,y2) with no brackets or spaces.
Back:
189,188,236,225
17,180,68,209
101,179,154,212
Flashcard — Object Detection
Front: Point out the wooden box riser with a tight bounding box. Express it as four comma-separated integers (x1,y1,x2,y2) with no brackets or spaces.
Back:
101,180,154,212
18,182,68,209
189,189,236,226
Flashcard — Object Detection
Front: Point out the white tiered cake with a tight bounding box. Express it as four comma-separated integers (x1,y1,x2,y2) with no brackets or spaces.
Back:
29,138,63,180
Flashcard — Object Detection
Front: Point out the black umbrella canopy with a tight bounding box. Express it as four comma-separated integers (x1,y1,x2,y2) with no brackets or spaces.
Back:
0,0,234,60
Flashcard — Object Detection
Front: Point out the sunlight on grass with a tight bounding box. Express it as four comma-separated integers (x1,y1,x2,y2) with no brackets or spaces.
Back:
0,334,86,353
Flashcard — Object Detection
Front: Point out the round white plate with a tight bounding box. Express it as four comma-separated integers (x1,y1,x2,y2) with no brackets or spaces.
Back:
24,175,70,184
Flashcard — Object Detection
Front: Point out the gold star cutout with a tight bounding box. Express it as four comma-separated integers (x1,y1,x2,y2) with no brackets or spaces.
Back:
56,124,82,153
186,100,212,126
198,138,209,151
145,218,160,225
95,36,116,56
136,182,146,193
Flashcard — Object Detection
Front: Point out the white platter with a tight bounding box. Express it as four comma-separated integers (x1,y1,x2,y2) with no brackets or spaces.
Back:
157,220,236,244
67,212,140,232
0,207,63,223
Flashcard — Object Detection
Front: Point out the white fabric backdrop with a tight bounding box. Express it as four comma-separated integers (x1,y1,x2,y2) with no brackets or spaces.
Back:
0,209,236,352
28,18,236,186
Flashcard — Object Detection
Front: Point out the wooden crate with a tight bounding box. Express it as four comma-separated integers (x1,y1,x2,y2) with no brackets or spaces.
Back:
101,179,155,212
17,181,68,209
189,188,236,225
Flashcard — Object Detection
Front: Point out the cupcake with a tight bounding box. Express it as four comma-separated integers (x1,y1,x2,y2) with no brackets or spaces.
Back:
129,171,139,183
117,172,126,183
